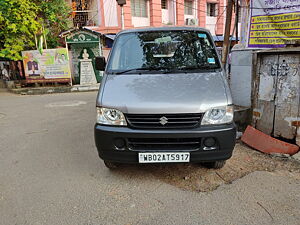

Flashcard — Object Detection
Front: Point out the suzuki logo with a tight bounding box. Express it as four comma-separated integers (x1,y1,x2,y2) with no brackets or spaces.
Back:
159,116,168,125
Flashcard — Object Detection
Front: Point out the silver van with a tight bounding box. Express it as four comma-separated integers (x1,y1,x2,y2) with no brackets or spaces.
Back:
94,27,236,169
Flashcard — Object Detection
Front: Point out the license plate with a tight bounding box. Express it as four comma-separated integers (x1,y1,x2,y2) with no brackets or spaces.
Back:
138,152,190,163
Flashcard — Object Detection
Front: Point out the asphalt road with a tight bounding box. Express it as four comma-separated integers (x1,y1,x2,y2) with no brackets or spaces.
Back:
0,92,299,225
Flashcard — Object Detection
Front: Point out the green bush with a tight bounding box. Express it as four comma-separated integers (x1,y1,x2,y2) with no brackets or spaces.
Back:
0,0,72,60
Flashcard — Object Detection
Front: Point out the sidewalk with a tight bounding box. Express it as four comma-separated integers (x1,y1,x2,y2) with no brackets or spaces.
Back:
8,83,100,95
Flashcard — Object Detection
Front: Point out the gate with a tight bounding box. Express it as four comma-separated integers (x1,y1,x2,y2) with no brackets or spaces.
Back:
252,48,300,143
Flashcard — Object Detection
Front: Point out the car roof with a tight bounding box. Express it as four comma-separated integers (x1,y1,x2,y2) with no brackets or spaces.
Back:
118,26,210,35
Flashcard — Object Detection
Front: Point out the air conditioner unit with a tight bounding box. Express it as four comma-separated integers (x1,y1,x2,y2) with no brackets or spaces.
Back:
185,18,198,26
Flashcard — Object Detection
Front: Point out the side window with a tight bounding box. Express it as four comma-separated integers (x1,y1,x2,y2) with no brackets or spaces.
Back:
110,45,122,70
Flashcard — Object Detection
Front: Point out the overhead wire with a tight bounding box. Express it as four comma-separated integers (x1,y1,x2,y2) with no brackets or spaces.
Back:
155,0,300,11
150,0,221,14
214,7,227,41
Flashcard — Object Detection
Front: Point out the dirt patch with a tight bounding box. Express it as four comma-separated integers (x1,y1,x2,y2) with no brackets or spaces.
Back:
115,143,300,192
143,143,300,192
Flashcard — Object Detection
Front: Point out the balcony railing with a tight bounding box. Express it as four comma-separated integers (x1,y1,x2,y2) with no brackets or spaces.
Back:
72,0,99,27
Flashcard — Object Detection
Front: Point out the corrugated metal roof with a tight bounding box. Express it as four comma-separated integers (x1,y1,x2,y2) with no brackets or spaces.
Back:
105,34,116,40
213,35,239,42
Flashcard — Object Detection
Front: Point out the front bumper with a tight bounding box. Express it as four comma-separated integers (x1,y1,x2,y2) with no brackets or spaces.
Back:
94,123,236,163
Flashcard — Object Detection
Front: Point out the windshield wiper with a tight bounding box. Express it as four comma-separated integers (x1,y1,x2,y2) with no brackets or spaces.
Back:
113,66,219,75
113,68,151,75
113,67,168,75
163,65,220,73
180,65,219,70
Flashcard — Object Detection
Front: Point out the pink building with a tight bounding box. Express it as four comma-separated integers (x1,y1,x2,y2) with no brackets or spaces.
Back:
69,0,239,36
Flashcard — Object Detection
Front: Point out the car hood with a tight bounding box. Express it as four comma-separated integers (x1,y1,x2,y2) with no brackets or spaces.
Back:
98,72,230,114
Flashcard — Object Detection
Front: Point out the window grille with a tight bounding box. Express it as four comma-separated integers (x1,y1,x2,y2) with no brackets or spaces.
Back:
184,0,194,15
72,0,99,27
131,0,148,17
161,0,167,9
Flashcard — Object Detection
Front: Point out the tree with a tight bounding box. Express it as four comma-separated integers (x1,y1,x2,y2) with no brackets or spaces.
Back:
0,0,72,60
35,0,72,49
0,0,40,60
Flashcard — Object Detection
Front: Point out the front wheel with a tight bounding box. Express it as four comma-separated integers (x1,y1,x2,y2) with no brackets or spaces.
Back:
201,160,226,169
104,160,120,169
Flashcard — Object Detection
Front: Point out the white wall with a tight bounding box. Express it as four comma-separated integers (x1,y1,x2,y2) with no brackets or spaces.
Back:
162,9,169,24
132,16,150,27
132,1,150,27
162,0,175,25
89,0,100,26
206,16,217,35
184,0,197,21
168,0,175,25
230,49,254,107
103,0,119,27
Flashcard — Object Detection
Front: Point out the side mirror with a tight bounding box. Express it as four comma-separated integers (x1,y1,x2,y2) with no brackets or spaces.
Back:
95,56,106,71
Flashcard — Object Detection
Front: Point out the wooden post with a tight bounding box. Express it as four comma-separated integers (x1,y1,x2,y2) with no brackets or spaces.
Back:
222,0,234,67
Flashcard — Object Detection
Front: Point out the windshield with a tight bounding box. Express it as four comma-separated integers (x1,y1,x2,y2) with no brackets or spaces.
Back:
107,30,221,74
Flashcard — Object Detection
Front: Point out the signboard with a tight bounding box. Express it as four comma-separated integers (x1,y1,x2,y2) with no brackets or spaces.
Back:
66,31,99,44
80,59,97,85
248,0,300,48
22,49,71,83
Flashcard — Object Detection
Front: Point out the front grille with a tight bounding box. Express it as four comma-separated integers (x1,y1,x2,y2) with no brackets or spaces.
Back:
126,113,203,129
127,138,201,151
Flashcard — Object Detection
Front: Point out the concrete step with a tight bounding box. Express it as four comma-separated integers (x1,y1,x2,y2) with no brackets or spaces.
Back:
0,80,6,88
9,83,100,95
0,80,8,92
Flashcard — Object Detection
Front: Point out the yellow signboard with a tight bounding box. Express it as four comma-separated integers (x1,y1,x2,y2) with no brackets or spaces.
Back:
248,1,300,48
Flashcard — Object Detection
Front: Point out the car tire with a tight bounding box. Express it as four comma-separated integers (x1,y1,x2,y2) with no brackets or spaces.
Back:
201,160,226,169
104,160,119,169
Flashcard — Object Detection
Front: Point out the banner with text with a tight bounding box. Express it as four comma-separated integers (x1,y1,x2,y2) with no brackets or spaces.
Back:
248,0,300,48
22,48,71,83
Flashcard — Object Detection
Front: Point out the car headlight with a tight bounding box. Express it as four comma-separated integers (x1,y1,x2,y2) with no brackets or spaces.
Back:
201,105,234,125
96,107,127,126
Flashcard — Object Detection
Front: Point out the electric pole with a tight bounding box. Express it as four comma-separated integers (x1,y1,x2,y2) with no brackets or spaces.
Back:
236,0,239,43
116,0,126,30
222,0,234,67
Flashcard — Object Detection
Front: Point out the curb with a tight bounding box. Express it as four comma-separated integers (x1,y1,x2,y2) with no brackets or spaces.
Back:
8,84,100,95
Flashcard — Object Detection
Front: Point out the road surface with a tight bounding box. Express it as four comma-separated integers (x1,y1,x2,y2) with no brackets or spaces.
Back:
0,92,299,225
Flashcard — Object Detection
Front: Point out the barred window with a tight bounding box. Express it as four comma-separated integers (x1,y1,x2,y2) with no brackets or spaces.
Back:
161,0,167,9
207,3,218,17
131,0,148,17
184,0,194,15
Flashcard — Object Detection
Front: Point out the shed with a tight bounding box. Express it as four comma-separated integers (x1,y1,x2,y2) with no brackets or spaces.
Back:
60,28,104,84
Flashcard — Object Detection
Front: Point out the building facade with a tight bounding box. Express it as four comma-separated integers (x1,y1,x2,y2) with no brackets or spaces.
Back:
68,0,239,36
